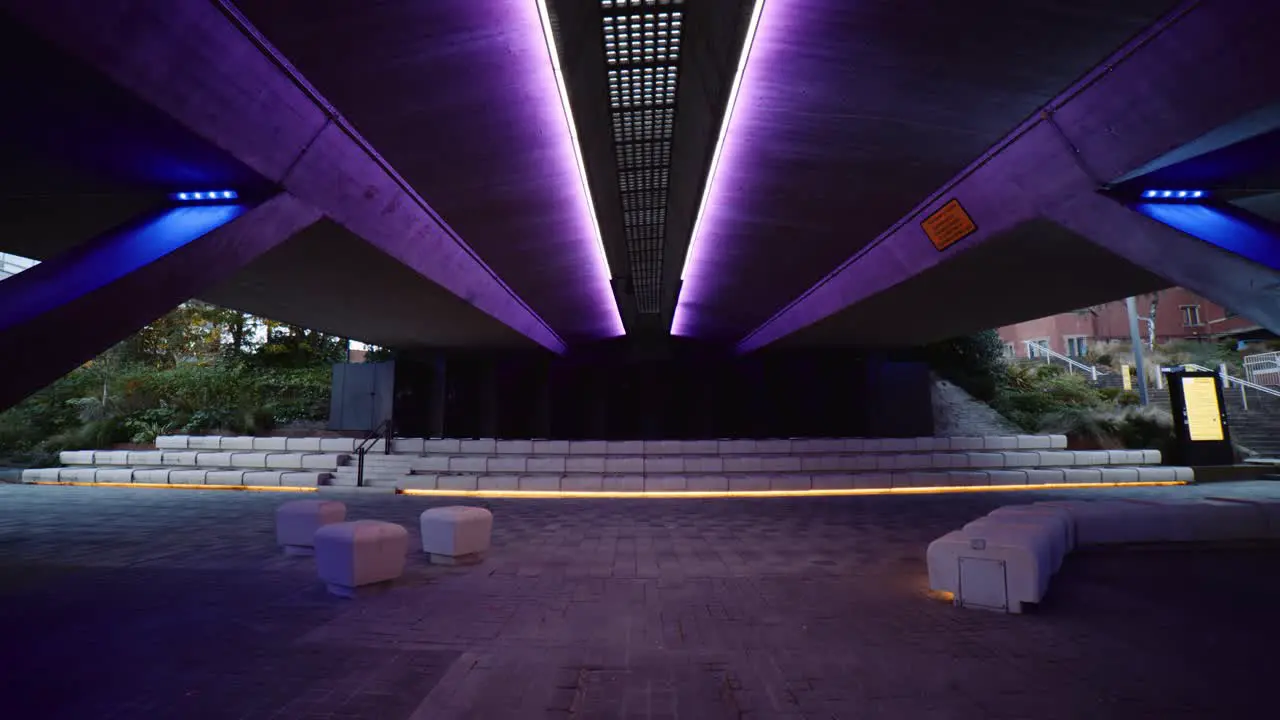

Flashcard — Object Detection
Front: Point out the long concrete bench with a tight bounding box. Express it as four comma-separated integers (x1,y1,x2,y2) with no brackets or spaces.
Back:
929,491,1278,613
23,467,332,486
155,434,1071,456
59,450,349,471
390,466,1191,492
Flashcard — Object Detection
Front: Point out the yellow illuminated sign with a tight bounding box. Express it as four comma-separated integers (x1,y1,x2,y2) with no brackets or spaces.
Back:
1182,376,1224,441
1121,364,1132,391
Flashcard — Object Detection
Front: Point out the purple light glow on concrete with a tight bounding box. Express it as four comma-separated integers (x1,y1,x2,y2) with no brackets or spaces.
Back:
671,0,778,337
531,0,625,337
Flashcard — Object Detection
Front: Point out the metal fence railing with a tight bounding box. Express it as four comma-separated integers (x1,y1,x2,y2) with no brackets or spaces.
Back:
1022,341,1106,381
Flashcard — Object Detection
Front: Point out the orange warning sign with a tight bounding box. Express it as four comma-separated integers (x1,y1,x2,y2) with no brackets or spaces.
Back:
922,199,977,251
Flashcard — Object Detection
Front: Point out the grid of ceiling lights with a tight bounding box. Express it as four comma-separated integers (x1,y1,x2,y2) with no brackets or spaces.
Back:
602,0,684,314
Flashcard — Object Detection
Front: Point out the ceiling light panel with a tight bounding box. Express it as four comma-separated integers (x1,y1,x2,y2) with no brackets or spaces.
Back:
602,0,686,315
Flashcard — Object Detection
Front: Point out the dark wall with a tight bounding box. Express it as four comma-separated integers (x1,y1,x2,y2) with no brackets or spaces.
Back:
389,338,934,440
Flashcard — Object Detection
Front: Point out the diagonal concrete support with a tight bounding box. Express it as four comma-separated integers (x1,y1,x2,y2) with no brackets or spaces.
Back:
2,0,568,353
739,0,1280,351
0,194,321,411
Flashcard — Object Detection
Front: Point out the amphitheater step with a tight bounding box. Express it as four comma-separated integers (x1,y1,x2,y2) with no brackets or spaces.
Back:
59,450,350,472
24,467,333,487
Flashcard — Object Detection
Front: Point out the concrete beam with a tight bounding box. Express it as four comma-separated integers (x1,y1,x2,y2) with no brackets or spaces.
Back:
3,0,566,353
0,194,321,411
740,0,1280,351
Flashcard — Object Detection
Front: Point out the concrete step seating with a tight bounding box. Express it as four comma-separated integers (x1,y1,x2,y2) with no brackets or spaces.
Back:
56,449,350,471
928,484,1279,614
22,467,332,487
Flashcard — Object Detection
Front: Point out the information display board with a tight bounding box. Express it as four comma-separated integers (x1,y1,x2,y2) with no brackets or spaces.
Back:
1164,369,1233,466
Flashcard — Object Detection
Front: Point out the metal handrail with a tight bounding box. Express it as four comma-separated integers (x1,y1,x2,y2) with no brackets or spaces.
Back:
355,419,394,488
1022,341,1105,381
1179,363,1280,400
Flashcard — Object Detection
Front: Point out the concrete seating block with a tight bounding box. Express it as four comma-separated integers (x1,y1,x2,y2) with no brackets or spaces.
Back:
478,475,519,491
134,468,172,484
727,476,769,492
684,456,724,472
424,438,462,454
602,475,644,491
391,438,425,454
861,439,884,452
964,515,1068,572
219,436,255,450
912,437,945,451
569,440,607,454
277,499,347,555
723,457,763,472
719,439,756,454
1187,499,1269,541
966,453,1006,469
95,468,136,484
756,439,792,454
230,452,270,469
301,453,348,470
244,471,284,486
947,437,985,451
1106,450,1144,464
437,475,480,491
59,450,97,465
321,471,353,486
155,435,189,450
605,457,644,474
644,456,684,473
794,439,845,454
681,440,720,454
761,457,802,472
460,439,497,454
770,476,811,491
604,440,643,455
1141,449,1162,464
188,436,222,450
992,504,1076,550
1034,451,1077,467
800,455,840,472
415,456,451,472
987,470,1030,486
810,474,855,490
567,456,605,472
285,437,322,452
1062,468,1103,484
846,455,879,471
315,520,408,597
926,453,965,469
127,451,165,465
687,475,729,491
169,469,209,484
448,456,488,473
853,473,893,489
60,468,98,483
1071,450,1111,466
1025,468,1067,485
397,475,439,490
1098,467,1140,484
22,468,62,482
927,527,1056,613
1134,466,1178,482
1050,500,1163,545
982,436,1020,450
532,440,569,455
1001,452,1041,468
265,453,306,470
518,475,561,492
494,439,533,455
643,440,683,455
487,456,526,473
645,475,688,491
420,506,493,564
1015,435,1053,450
206,470,246,486
195,452,233,468
320,438,358,453
879,438,915,452
1174,467,1194,482
252,437,289,451
890,471,919,488
95,450,132,465
527,456,567,473
562,475,604,492
1048,435,1068,449
843,438,866,452
946,471,991,487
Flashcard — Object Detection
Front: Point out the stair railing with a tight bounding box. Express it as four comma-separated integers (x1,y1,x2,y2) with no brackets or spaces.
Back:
1022,341,1104,381
355,419,394,488
1160,363,1280,411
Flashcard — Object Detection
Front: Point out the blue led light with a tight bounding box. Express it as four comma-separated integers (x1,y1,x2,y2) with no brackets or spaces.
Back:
1191,190,1204,198
193,192,205,200
177,193,189,200
1176,190,1188,197
173,189,240,203
1160,191,1173,198
1143,190,1157,198
1142,189,1209,202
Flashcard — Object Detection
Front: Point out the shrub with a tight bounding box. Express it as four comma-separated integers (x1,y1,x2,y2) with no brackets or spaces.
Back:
925,330,1007,402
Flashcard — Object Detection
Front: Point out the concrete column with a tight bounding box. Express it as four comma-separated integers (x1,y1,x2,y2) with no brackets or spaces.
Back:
0,193,319,411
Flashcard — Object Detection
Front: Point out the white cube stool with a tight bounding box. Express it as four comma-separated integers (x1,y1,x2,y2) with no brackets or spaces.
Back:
927,523,1057,614
420,506,494,565
314,520,408,598
275,499,347,555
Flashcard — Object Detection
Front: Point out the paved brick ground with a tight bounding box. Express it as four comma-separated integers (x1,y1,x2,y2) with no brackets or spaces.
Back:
1,483,1278,719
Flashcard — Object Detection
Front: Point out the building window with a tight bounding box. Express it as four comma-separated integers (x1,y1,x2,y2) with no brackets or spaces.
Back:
1002,343,1015,359
1181,305,1203,327
1065,336,1090,358
1027,339,1051,358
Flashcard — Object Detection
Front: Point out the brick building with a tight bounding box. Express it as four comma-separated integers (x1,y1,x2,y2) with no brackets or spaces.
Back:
997,288,1263,359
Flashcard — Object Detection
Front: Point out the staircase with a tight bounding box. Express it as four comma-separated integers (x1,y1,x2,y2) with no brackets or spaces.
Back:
1147,385,1280,457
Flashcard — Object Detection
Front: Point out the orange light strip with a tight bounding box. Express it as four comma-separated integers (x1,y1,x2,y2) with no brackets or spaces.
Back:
396,481,1187,500
25,481,317,493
